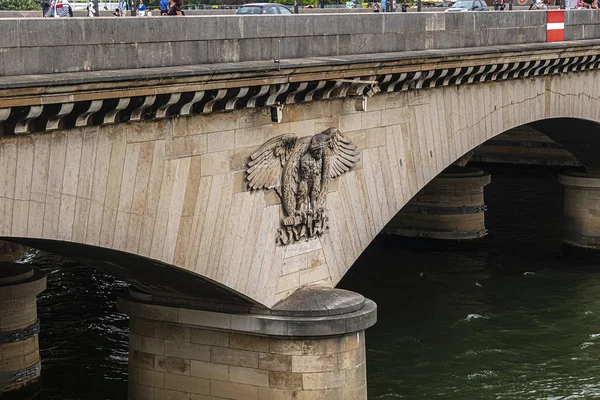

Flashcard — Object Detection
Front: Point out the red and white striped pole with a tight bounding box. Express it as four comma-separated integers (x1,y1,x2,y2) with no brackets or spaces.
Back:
547,10,565,42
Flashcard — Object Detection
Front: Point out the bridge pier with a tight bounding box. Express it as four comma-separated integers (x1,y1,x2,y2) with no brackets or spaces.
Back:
119,287,376,400
385,166,491,240
0,263,46,395
0,241,28,263
559,172,600,256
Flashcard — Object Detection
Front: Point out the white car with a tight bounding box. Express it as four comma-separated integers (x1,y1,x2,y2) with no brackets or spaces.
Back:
445,0,488,10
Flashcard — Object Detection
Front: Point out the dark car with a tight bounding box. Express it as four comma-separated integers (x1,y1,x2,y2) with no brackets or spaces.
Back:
236,3,294,14
445,0,488,10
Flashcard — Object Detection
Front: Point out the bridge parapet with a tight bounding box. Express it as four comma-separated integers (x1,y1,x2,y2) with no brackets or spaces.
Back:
1,12,550,76
2,10,598,78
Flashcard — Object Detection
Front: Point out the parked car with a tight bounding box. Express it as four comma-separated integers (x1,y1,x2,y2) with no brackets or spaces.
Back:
445,0,488,10
236,3,294,14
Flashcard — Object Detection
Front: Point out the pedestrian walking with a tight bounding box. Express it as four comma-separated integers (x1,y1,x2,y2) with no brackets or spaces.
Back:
167,0,183,15
137,0,147,16
41,0,51,16
87,0,96,16
373,0,380,11
159,0,169,14
44,0,73,17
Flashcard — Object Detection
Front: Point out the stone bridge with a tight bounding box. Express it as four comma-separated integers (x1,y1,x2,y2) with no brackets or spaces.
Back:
3,11,600,400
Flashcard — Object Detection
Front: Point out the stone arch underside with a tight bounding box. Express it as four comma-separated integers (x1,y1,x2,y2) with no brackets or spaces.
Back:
1,238,257,308
528,118,600,170
2,70,600,308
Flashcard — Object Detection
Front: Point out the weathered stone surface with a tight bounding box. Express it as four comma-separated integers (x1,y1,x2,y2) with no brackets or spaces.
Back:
269,371,303,390
164,341,210,362
0,13,560,77
120,289,376,337
2,63,595,311
386,166,491,240
559,172,600,251
155,356,191,375
0,264,45,394
211,347,259,368
259,353,292,372
121,295,370,399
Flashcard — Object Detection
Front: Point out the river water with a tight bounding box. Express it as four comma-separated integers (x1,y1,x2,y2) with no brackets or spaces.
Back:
23,164,600,399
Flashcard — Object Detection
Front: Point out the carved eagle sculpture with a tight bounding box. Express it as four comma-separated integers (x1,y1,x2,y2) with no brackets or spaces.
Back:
246,127,360,244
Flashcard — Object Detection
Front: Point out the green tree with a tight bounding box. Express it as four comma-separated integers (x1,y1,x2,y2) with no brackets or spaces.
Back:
0,0,39,10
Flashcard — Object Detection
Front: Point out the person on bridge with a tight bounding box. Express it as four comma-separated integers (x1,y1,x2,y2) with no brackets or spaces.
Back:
137,0,147,15
373,1,381,11
167,0,184,15
159,0,169,15
581,0,597,8
43,0,73,17
41,0,51,16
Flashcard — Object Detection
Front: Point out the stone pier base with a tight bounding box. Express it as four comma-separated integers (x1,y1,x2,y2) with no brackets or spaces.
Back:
0,263,46,394
0,241,28,263
385,166,491,240
559,172,600,255
119,287,376,400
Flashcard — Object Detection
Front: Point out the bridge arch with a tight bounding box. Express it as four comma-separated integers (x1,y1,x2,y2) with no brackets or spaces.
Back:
2,238,257,307
1,71,599,308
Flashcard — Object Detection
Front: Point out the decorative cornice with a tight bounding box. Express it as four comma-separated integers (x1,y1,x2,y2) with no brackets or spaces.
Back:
1,53,600,136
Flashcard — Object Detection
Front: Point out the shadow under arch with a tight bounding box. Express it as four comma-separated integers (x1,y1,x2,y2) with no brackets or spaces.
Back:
0,237,258,310
527,117,600,169
379,117,600,251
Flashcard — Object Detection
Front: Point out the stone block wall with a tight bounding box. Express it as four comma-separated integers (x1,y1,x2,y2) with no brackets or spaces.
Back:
0,12,551,77
565,9,600,41
0,266,46,393
128,317,367,400
560,173,600,249
0,334,39,392
0,297,39,387
386,167,490,239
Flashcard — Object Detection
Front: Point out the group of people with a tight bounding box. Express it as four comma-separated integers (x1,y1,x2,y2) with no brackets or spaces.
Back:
527,0,593,9
372,0,405,11
570,0,599,8
112,0,183,16
42,0,183,17
42,0,73,17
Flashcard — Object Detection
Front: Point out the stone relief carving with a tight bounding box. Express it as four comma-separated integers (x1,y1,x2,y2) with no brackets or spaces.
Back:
246,127,360,245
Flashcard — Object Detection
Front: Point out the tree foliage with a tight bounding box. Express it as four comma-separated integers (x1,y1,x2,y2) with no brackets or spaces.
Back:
0,0,39,10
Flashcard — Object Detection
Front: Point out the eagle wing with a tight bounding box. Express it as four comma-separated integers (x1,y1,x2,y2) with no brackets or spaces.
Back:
324,128,360,178
246,134,298,191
